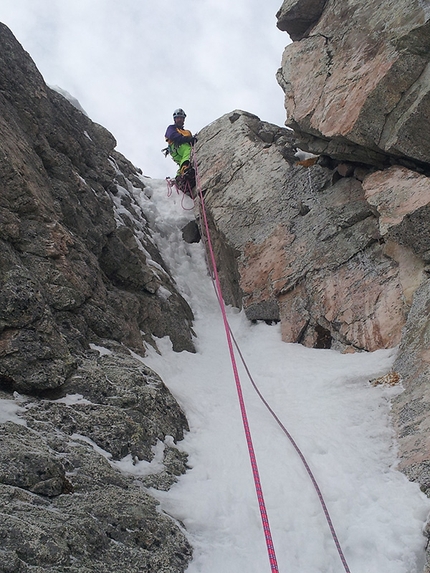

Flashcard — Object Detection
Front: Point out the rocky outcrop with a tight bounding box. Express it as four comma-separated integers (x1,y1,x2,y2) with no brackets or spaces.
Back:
0,347,193,572
195,110,426,352
276,0,430,168
271,5,430,565
391,280,430,486
0,22,194,571
0,22,195,397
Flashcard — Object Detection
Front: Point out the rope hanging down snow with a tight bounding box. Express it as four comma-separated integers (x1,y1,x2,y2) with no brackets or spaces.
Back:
191,153,280,572
187,148,352,573
229,329,352,573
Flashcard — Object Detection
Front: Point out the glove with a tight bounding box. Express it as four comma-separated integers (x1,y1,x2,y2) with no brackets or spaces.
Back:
184,135,198,146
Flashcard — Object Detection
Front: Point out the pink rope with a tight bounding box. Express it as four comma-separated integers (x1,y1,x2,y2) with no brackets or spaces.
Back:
166,177,195,211
192,153,279,572
191,149,352,573
204,270,352,572
229,329,352,573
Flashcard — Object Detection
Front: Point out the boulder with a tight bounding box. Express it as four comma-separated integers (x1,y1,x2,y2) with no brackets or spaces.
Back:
195,110,420,351
276,0,328,41
0,482,192,572
276,0,430,166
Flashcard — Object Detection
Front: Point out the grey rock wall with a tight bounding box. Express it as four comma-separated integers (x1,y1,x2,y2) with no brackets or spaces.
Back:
0,348,193,572
0,22,195,397
0,22,194,572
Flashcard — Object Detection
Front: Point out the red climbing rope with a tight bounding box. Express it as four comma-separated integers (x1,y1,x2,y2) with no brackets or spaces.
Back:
189,149,352,573
166,176,195,211
191,153,280,572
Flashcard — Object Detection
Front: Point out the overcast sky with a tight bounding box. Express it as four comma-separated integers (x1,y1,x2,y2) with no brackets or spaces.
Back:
1,1,290,178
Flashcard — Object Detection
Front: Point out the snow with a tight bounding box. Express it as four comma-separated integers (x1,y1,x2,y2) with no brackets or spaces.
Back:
112,439,168,478
89,343,112,357
49,85,89,116
0,398,27,426
131,178,430,573
1,174,428,572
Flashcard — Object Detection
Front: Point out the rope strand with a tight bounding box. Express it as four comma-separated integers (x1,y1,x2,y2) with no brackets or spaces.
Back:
171,148,352,573
229,329,351,573
192,151,280,572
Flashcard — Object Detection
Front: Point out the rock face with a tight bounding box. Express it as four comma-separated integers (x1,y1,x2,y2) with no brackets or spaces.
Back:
0,22,195,397
272,5,430,566
276,0,430,167
0,23,194,572
196,110,426,352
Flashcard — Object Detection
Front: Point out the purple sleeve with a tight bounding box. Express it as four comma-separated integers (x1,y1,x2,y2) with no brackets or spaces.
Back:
165,124,190,144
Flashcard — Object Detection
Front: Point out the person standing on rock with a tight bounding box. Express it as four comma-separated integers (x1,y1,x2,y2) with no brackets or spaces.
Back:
164,108,197,189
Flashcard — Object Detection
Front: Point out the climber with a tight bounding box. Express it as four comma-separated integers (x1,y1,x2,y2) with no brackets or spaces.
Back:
164,108,197,190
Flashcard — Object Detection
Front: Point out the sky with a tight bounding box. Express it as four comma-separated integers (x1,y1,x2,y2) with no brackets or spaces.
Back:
0,0,290,178
2,175,430,571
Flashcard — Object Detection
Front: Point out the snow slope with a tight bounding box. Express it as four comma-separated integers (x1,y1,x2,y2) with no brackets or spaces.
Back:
133,179,430,573
2,176,427,572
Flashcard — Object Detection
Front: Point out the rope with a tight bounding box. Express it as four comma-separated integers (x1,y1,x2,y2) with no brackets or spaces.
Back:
203,273,351,572
190,149,352,573
229,329,352,573
192,152,280,572
166,177,195,211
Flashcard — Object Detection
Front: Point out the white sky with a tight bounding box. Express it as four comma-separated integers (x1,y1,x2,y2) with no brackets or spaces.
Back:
1,0,290,178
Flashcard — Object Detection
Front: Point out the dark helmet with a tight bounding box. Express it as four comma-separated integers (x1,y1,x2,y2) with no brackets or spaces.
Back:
173,108,186,119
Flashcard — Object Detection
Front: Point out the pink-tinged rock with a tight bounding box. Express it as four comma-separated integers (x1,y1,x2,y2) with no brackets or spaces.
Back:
276,0,430,164
279,253,406,351
197,111,415,352
363,165,430,234
239,225,295,307
279,36,396,139
383,241,425,306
